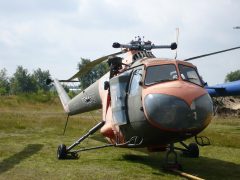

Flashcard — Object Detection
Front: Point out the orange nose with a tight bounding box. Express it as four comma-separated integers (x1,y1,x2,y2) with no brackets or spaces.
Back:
143,81,213,131
143,81,207,106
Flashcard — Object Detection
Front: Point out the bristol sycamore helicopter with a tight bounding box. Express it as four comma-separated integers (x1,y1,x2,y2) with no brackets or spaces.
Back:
47,37,240,168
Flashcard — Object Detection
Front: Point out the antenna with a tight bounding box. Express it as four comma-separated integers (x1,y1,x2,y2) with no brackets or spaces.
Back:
175,28,179,59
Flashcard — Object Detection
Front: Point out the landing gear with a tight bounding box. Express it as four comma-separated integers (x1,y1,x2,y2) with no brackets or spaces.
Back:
57,121,106,160
176,136,210,158
57,144,67,159
164,144,182,170
164,141,200,170
177,142,199,158
187,143,199,158
195,135,210,146
56,121,144,160
181,142,199,158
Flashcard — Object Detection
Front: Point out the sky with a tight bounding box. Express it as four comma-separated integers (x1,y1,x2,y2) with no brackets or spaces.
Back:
0,0,239,85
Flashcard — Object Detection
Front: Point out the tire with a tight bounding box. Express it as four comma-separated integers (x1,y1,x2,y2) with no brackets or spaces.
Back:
57,144,67,159
187,143,199,158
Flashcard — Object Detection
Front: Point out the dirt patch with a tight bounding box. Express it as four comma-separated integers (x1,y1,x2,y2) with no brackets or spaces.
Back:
213,96,240,117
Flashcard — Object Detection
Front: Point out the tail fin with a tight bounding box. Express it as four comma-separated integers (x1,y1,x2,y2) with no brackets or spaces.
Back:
53,79,70,113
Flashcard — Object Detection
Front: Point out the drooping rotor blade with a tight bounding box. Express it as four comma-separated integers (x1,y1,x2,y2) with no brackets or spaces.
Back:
67,50,126,81
184,46,240,61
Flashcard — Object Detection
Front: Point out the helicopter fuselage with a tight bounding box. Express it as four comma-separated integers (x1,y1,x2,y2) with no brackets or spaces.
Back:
98,57,213,150
57,55,213,151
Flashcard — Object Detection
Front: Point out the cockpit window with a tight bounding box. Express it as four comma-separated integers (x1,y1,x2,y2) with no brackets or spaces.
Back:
145,64,178,85
178,64,202,86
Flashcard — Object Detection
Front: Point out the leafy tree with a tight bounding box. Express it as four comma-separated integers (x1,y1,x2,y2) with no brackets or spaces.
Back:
10,66,37,94
32,68,51,91
225,70,240,82
0,68,10,95
77,58,109,90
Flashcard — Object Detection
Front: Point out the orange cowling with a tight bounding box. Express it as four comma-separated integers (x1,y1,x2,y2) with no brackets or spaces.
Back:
100,104,115,139
100,123,115,139
100,121,126,144
100,103,125,144
143,81,207,106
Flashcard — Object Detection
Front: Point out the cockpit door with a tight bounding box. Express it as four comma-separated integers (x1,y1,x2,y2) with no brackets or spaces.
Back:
109,71,131,125
127,66,145,122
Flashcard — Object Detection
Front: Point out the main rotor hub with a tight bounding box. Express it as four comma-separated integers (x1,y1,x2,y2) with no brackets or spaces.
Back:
112,37,177,51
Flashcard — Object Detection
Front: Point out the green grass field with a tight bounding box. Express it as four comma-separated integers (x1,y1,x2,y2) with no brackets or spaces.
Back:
0,96,239,180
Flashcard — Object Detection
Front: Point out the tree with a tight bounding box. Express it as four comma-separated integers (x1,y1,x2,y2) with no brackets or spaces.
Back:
10,66,37,94
77,58,109,90
225,70,240,82
0,68,10,95
32,68,51,92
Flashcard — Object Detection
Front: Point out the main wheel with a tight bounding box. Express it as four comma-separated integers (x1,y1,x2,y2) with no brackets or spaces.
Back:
57,144,67,159
187,143,199,158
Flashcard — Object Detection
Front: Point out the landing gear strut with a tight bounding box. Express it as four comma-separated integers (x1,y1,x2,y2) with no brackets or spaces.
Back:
56,121,144,160
57,121,107,160
164,144,182,170
164,141,200,170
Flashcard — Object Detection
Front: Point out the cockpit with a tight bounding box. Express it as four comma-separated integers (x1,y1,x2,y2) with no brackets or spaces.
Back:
144,62,203,86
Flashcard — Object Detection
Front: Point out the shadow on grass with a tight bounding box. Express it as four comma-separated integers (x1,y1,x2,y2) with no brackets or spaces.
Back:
122,154,240,180
0,144,43,174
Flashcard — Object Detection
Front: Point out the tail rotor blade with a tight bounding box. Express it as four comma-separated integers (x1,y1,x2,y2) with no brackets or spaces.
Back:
184,46,240,61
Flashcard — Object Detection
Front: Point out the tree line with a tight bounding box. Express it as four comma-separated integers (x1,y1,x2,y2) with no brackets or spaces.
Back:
0,66,51,95
225,70,240,82
0,58,109,96
0,60,239,96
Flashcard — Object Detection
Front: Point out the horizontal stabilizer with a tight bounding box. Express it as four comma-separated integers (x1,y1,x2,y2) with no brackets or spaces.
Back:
205,80,240,97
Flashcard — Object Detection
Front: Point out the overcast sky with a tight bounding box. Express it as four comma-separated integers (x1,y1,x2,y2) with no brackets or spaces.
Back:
0,0,239,85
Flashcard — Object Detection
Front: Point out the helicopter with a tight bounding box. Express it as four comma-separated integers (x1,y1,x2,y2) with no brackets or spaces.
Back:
47,37,240,168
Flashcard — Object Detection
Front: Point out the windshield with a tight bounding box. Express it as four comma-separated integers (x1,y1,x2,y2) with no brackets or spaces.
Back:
178,64,202,86
145,64,178,85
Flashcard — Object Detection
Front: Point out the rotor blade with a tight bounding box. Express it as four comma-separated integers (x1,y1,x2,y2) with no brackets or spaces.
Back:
67,50,126,81
184,46,240,61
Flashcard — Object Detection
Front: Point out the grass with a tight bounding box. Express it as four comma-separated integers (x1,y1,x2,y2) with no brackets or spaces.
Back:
0,96,240,179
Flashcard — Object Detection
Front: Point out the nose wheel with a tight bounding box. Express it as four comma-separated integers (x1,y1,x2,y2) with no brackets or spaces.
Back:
184,143,199,158
178,142,199,158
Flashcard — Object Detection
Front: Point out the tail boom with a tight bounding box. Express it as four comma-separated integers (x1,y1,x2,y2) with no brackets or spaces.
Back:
53,79,102,115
